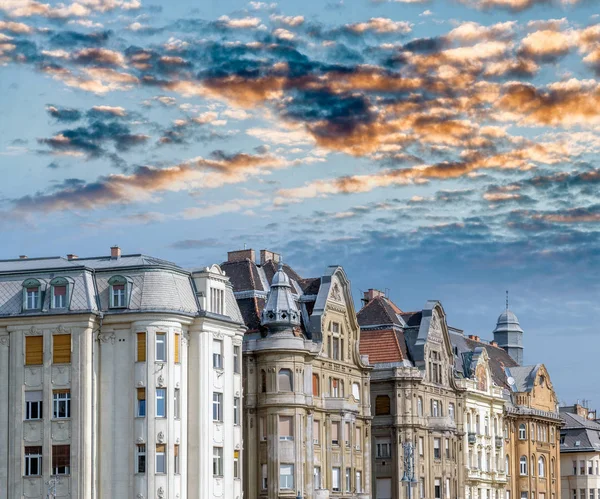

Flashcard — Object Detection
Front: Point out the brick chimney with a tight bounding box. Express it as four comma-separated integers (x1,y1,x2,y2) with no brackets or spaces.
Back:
260,249,281,265
227,249,255,263
19,255,28,259
362,288,386,304
468,335,480,342
67,254,78,261
490,340,498,347
110,245,121,259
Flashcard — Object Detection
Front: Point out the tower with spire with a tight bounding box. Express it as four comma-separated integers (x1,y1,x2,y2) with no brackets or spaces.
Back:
492,291,524,365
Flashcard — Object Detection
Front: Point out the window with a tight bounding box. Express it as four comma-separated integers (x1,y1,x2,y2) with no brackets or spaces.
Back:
233,450,239,479
109,276,128,308
137,388,146,417
24,281,41,310
156,388,166,418
213,447,223,476
345,421,351,446
591,491,595,499
521,494,528,499
279,415,293,440
313,374,320,396
590,460,594,475
234,397,240,425
213,392,223,421
581,460,586,475
539,456,546,477
155,333,166,362
332,336,340,360
52,334,71,364
435,478,442,499
156,444,166,473
261,369,267,393
375,395,391,415
213,340,223,369
504,423,509,439
331,378,340,397
467,413,471,432
174,333,180,364
137,332,146,362
376,438,392,458
419,436,424,456
432,400,440,417
445,439,450,459
278,368,293,392
53,390,70,419
445,478,451,499
210,287,225,314
352,382,360,401
356,471,362,493
280,464,294,490
260,417,266,441
136,444,146,473
449,403,455,420
51,278,68,309
51,445,70,475
434,438,441,459
174,389,180,419
332,421,340,445
261,463,268,489
581,491,587,499
485,416,489,436
314,466,321,489
345,468,351,492
355,427,361,450
174,445,180,474
24,446,42,476
25,391,43,420
418,397,423,416
519,424,526,440
476,415,480,433
520,456,528,476
25,336,43,365
532,456,536,477
573,492,577,499
233,345,240,374
573,460,578,475
420,478,425,499
313,420,320,444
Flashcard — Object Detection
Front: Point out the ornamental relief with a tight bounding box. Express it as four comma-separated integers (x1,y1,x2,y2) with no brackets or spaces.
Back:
97,331,116,344
330,282,342,302
24,367,42,387
23,477,41,498
0,335,9,347
52,325,70,335
213,423,223,443
25,326,41,336
51,365,70,386
24,421,42,442
51,420,71,441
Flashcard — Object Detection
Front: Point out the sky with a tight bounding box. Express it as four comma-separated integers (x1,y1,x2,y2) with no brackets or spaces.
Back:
1,0,600,405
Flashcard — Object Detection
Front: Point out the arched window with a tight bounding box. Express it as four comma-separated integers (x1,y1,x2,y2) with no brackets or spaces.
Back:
520,456,528,476
417,397,423,417
484,416,489,436
506,455,510,475
261,369,267,393
476,415,481,434
312,374,320,396
50,277,71,309
466,413,471,432
538,456,545,477
531,455,536,477
278,368,293,392
22,278,43,310
519,424,526,440
108,275,131,308
352,382,360,401
375,395,391,415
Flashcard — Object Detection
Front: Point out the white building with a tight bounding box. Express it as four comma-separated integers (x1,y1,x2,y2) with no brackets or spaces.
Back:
0,247,245,499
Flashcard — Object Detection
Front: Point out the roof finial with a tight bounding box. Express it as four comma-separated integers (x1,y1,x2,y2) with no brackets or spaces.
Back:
506,290,509,310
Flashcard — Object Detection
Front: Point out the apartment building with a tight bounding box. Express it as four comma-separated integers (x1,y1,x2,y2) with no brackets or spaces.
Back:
0,247,245,499
221,249,372,499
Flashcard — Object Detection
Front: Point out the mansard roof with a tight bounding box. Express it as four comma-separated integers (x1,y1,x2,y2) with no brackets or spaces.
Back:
560,412,600,452
357,295,405,329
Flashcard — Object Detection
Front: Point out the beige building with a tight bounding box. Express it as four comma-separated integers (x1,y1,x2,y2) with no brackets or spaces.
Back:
358,290,465,499
221,249,372,499
0,247,245,499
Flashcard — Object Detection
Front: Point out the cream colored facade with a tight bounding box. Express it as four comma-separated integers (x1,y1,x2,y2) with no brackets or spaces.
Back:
0,251,245,499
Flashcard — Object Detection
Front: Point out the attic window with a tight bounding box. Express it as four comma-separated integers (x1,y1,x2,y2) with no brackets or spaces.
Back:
23,279,43,311
108,275,131,309
50,277,70,309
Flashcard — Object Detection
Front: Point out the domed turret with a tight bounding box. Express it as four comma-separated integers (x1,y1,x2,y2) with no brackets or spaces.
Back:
261,262,301,332
493,292,524,365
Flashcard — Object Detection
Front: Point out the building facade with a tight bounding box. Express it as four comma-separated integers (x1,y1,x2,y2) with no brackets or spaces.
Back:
358,290,465,499
221,249,372,499
559,404,600,499
0,248,245,499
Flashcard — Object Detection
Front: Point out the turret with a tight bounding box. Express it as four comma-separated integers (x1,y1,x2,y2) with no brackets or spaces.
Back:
261,262,300,333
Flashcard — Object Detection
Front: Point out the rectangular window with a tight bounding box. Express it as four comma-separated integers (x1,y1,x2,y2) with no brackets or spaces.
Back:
581,491,587,499
280,464,294,490
376,438,392,458
449,403,455,420
234,397,240,425
590,461,594,475
434,438,441,459
137,332,146,362
314,466,321,489
346,468,351,492
355,427,361,450
174,444,180,474
156,388,166,418
332,467,341,492
231,449,239,479
313,419,320,444
261,463,268,489
445,478,451,499
260,417,267,441
25,336,43,365
26,287,40,310
332,337,340,360
419,436,424,456
112,284,126,308
52,334,71,364
435,478,442,499
279,415,293,440
174,389,180,419
445,438,450,459
574,461,578,475
24,446,42,476
213,340,223,369
213,392,223,422
53,390,70,419
521,494,528,499
420,478,425,499
156,444,166,474
52,445,70,475
174,333,180,363
356,471,362,493
213,447,223,476
136,444,146,473
155,333,166,362
25,391,43,420
581,461,586,475
137,388,146,417
332,421,340,445
331,378,339,397
432,399,440,417
53,285,67,308
345,421,351,446
233,345,240,374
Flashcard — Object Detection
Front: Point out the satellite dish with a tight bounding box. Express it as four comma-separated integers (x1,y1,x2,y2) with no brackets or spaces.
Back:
507,376,515,386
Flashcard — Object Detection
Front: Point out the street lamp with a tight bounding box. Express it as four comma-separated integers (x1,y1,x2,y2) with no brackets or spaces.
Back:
401,442,418,499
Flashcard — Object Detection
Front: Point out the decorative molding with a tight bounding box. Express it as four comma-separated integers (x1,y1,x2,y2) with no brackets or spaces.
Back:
157,487,165,499
182,332,190,345
136,437,145,444
25,326,41,336
0,335,8,347
176,437,180,444
157,375,165,387
157,431,165,443
214,332,224,340
137,381,145,387
175,382,180,389
52,325,70,335
137,494,144,499
97,331,116,344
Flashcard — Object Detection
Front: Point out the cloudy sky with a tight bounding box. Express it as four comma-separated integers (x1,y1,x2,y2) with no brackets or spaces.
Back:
1,0,599,404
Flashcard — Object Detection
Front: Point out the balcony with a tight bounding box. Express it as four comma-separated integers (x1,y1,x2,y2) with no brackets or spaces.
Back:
495,436,503,448
468,432,476,444
428,415,457,432
323,397,360,413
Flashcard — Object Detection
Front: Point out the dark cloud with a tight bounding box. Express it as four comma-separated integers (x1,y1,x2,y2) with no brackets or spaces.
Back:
46,105,82,122
47,30,112,48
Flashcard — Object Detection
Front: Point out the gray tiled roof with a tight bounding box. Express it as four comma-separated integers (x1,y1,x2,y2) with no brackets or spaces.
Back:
560,412,600,452
506,365,541,392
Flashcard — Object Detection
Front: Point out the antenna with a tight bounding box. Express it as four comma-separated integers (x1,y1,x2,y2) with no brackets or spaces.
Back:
244,243,247,250
506,290,509,310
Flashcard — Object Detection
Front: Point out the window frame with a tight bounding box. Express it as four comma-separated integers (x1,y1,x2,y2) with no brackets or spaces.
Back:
52,390,71,419
213,392,223,422
174,388,180,420
25,391,43,421
213,339,223,369
233,345,241,374
155,333,166,362
52,445,70,476
156,388,167,418
520,456,528,476
156,445,166,474
278,368,293,392
279,463,294,490
137,388,146,417
519,424,527,440
23,278,43,311
233,397,240,425
213,447,223,476
24,446,42,477
50,277,70,310
108,275,130,309
136,444,146,474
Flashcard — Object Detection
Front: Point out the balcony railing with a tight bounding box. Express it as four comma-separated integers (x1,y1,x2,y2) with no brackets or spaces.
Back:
428,416,457,432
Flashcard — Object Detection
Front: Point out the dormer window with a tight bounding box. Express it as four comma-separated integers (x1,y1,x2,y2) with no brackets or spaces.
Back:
23,279,43,311
108,275,131,309
50,277,70,309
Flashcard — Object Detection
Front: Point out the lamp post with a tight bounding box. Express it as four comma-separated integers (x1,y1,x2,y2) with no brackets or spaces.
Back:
401,442,418,499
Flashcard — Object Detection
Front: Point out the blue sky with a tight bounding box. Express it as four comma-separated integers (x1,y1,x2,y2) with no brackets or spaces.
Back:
1,0,599,405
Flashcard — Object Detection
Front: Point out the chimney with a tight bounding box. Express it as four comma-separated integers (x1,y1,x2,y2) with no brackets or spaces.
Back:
19,255,28,259
490,340,498,347
468,335,480,342
227,249,255,263
260,249,281,265
362,288,386,305
110,245,121,259
67,254,78,261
